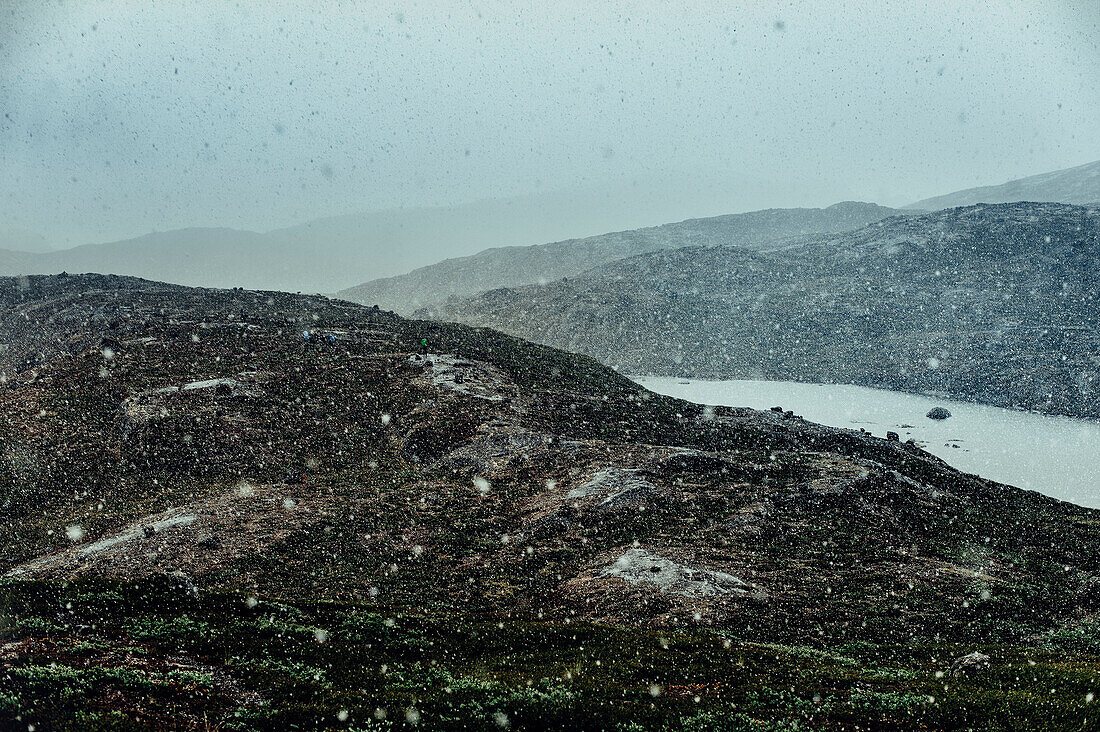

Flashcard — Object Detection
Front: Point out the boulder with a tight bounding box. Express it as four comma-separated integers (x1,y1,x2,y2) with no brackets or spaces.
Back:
600,548,750,598
926,406,952,420
949,651,991,677
137,571,201,611
99,337,124,355
164,571,200,599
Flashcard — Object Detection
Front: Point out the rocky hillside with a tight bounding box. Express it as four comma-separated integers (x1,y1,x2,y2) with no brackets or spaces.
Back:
338,202,903,314
909,159,1100,210
427,203,1100,419
2,274,1100,729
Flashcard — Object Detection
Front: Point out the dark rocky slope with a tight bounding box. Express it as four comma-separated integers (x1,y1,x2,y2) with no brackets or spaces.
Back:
427,203,1100,419
2,274,1100,729
338,202,903,314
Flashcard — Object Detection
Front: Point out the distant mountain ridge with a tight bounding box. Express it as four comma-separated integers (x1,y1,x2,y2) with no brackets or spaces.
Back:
338,201,904,313
425,202,1100,419
4,160,1096,298
908,159,1100,210
0,192,719,293
0,227,55,253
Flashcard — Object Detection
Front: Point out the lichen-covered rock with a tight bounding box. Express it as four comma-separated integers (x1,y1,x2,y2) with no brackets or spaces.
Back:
599,548,750,598
949,652,992,677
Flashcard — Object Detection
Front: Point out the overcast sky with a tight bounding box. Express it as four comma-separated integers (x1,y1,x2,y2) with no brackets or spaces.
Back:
1,0,1097,245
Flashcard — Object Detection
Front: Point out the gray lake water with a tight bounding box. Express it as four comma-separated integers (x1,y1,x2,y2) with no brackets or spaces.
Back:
634,377,1100,509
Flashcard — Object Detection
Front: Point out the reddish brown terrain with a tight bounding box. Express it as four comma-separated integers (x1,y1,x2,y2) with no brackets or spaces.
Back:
1,274,1099,730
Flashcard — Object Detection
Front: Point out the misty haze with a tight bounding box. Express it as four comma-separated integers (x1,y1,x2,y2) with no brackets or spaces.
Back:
1,2,1099,730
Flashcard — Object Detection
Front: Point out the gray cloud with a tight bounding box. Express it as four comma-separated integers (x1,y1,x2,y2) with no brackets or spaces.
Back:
1,0,1097,245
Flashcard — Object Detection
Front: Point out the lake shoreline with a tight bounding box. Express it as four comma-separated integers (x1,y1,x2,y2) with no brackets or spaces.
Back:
634,375,1100,509
626,373,1100,425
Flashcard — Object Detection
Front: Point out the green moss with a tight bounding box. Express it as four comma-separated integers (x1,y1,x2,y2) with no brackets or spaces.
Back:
0,578,1099,730
126,614,214,642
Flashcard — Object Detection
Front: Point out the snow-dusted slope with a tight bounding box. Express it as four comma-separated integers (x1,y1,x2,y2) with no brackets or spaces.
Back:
338,201,904,314
908,160,1100,210
428,202,1100,419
